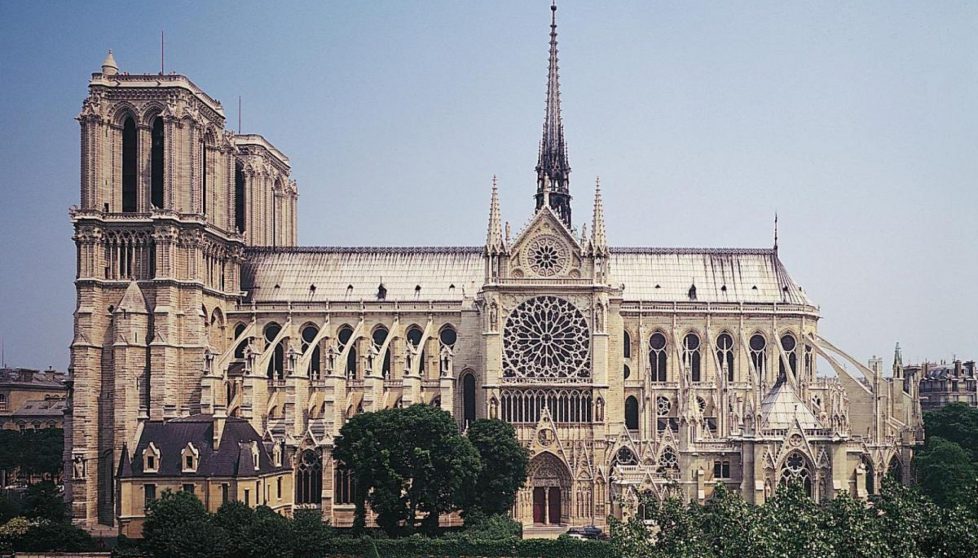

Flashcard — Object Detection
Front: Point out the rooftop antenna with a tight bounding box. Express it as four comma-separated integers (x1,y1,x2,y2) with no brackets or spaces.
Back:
160,30,165,74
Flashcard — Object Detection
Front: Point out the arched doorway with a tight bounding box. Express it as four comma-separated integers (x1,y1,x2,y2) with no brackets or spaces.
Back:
528,452,571,526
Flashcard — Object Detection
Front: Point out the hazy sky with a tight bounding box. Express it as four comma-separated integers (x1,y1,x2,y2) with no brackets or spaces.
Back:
0,1,975,371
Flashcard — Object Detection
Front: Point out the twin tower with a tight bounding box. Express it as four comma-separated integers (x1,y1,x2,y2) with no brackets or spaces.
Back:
68,51,297,525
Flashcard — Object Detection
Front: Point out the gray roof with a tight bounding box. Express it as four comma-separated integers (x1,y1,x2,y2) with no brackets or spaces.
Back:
0,368,68,389
241,246,813,306
120,414,283,478
759,381,821,430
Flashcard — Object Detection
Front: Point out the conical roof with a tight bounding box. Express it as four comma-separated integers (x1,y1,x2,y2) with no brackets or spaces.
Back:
759,380,820,429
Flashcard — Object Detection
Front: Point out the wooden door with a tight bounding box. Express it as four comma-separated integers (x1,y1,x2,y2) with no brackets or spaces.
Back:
533,487,546,524
548,487,561,525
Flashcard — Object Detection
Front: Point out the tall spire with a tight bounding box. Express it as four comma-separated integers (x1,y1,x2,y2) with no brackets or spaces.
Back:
535,0,572,227
486,176,504,254
591,177,607,254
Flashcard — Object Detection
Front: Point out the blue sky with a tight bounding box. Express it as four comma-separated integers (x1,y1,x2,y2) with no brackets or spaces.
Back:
0,1,975,370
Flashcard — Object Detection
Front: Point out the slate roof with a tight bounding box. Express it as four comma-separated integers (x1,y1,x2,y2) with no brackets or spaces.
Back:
759,380,821,430
0,368,68,388
242,246,813,306
120,414,283,478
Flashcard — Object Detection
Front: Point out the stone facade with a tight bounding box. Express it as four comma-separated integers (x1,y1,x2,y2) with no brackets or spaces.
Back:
904,356,978,412
67,6,922,533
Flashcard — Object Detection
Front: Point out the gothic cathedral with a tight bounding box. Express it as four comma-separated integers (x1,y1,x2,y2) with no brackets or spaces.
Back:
67,4,922,534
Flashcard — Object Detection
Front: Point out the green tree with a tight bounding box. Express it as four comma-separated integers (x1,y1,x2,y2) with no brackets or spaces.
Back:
21,480,68,522
464,419,528,518
290,508,334,558
242,506,293,558
213,501,255,558
824,492,889,558
334,404,481,536
699,484,760,558
755,483,831,557
915,436,978,507
872,478,938,558
142,490,227,558
923,403,978,462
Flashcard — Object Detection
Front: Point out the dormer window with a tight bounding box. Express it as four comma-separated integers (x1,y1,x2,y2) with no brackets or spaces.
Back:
272,443,283,467
251,441,261,471
143,442,161,473
181,442,200,473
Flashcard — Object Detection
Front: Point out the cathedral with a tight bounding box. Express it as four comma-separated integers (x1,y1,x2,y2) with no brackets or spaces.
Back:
66,3,922,535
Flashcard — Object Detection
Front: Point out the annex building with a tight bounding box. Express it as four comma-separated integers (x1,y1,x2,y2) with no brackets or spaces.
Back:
66,3,922,534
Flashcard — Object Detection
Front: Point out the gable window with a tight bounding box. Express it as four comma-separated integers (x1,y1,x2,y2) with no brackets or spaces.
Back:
181,442,199,473
143,442,161,473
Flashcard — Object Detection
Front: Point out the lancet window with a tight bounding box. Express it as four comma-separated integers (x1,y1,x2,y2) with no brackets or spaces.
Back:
500,388,593,424
649,332,668,382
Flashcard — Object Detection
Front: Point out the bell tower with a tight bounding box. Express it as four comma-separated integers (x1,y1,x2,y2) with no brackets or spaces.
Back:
67,51,297,527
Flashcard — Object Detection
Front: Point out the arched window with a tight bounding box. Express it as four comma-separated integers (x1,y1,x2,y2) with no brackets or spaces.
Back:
439,325,456,376
716,333,735,382
779,451,813,496
657,447,679,477
780,333,798,381
462,373,476,427
302,326,321,380
334,463,356,505
623,330,631,359
151,117,164,208
295,450,322,505
264,323,284,380
649,332,667,382
372,326,390,377
623,364,631,380
887,457,903,483
234,161,246,233
861,455,875,495
200,135,208,215
624,396,639,431
407,326,425,373
749,334,767,376
337,325,356,379
121,116,137,212
613,447,638,467
682,333,701,382
233,323,247,359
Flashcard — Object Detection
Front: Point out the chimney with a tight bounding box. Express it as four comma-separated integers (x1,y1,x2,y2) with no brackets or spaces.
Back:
213,408,227,450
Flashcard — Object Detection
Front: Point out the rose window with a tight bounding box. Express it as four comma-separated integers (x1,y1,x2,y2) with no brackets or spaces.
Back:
503,296,590,379
526,235,569,277
656,396,671,416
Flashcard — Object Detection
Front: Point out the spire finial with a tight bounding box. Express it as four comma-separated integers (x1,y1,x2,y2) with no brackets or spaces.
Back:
535,0,572,227
773,211,779,252
101,49,118,76
591,177,607,253
486,176,503,254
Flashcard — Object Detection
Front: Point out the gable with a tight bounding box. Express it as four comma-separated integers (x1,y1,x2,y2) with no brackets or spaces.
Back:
508,207,584,280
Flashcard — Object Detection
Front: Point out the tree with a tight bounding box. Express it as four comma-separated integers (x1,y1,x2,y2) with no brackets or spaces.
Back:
915,436,978,507
823,492,889,558
872,478,939,558
290,509,334,558
142,490,227,558
464,419,529,518
242,506,293,558
923,403,978,462
21,480,68,522
212,501,255,558
333,404,481,536
755,483,831,557
699,484,760,558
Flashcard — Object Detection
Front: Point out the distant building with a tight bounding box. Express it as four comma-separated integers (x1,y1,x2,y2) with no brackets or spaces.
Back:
904,357,978,412
0,367,68,431
115,414,291,537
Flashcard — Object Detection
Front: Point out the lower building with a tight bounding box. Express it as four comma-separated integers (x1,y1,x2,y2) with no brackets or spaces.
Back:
115,414,291,537
0,367,68,431
905,357,977,412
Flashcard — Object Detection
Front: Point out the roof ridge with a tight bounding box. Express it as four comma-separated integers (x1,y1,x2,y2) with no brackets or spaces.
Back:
246,246,484,254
